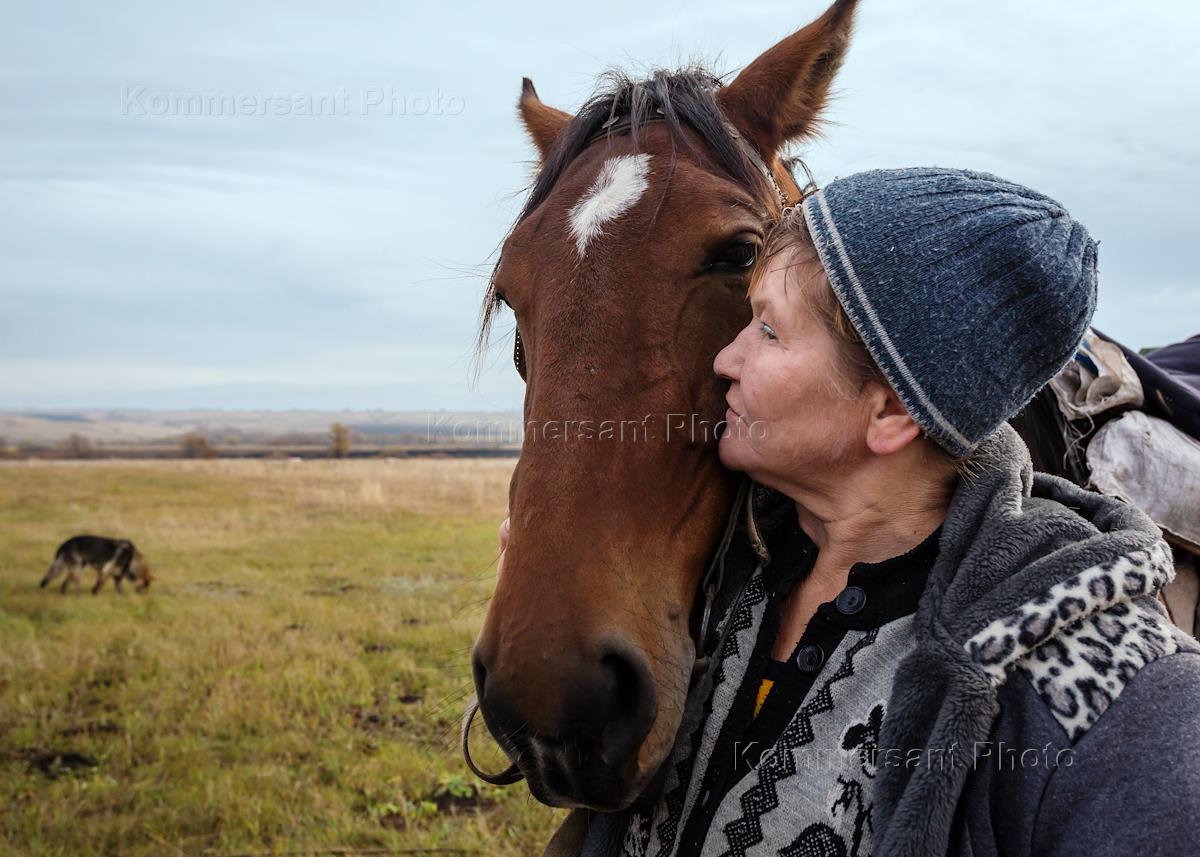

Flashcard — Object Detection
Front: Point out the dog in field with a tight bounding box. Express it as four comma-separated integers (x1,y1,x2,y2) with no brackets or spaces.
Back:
41,536,154,594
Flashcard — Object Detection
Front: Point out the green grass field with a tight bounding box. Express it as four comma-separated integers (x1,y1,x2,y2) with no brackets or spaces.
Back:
0,459,562,856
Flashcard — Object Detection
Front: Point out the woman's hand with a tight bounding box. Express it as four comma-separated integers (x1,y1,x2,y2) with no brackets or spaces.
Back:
497,514,510,576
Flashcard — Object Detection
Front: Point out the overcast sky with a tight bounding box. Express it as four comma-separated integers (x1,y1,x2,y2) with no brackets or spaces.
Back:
2,0,1197,410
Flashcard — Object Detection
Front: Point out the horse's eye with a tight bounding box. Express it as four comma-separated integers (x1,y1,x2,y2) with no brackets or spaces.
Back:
710,241,758,272
495,291,513,309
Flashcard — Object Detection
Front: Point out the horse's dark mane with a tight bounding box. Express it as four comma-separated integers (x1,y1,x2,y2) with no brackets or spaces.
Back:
473,66,780,377
520,67,766,225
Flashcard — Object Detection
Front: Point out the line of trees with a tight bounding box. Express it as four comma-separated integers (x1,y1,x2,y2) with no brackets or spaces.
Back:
0,424,363,460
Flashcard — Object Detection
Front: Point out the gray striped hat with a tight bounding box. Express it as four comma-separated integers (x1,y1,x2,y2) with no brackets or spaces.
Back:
800,167,1098,457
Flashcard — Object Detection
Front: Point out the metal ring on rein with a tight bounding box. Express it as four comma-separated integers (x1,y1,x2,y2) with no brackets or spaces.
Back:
461,699,524,786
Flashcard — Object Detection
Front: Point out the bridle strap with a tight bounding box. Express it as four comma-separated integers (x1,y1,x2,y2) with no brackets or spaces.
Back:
513,326,525,380
582,109,794,210
695,475,752,655
723,122,792,211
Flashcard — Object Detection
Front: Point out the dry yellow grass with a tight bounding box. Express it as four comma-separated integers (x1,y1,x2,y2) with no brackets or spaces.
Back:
0,458,562,856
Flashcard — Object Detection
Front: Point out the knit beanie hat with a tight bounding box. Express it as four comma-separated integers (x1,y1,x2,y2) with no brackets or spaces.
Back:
800,167,1098,457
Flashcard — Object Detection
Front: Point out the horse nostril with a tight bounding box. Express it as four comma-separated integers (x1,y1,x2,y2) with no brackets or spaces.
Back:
471,645,522,748
594,645,658,764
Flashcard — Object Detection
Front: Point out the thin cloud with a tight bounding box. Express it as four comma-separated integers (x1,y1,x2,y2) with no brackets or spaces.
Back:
1,0,1196,408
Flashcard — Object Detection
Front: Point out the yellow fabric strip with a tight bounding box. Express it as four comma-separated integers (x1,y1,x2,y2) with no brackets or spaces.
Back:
753,677,775,718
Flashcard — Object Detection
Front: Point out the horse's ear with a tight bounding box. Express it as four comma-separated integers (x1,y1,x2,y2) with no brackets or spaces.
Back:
717,0,858,157
518,77,573,162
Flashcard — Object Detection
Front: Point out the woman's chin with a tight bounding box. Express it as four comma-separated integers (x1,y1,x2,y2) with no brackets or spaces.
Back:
719,441,778,489
717,437,749,473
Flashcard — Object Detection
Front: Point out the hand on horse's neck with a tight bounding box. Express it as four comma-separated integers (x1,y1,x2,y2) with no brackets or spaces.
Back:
770,468,951,661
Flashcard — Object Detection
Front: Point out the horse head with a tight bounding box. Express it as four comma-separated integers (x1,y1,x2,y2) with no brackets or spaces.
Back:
472,0,858,811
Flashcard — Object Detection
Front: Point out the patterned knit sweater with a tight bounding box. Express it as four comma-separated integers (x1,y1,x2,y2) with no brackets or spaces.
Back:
565,424,1200,857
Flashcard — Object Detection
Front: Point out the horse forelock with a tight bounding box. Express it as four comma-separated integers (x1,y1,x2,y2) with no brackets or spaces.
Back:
473,66,781,375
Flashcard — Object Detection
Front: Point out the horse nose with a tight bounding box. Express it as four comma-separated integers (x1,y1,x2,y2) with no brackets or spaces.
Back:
564,644,658,764
472,640,657,774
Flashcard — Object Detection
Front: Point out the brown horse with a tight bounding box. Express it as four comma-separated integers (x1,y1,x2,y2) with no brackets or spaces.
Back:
471,0,860,811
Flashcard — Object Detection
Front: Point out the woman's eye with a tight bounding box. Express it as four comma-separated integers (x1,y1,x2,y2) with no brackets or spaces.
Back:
760,321,777,341
710,241,758,271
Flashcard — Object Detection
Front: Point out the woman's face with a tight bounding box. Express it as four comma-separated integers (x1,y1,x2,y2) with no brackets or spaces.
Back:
714,243,870,489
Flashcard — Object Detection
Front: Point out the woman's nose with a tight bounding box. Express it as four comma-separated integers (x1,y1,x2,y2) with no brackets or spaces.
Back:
713,330,744,381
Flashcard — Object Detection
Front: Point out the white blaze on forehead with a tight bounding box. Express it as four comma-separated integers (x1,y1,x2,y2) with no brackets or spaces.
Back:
568,153,652,256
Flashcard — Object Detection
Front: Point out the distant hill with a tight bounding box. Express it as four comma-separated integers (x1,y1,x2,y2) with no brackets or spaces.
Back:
0,409,524,458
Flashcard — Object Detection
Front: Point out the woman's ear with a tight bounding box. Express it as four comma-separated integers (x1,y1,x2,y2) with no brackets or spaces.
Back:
864,383,922,456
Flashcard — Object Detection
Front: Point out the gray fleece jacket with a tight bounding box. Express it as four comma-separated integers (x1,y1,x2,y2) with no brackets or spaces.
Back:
558,423,1200,857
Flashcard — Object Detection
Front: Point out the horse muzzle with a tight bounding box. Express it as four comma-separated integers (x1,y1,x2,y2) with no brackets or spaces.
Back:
470,638,660,810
